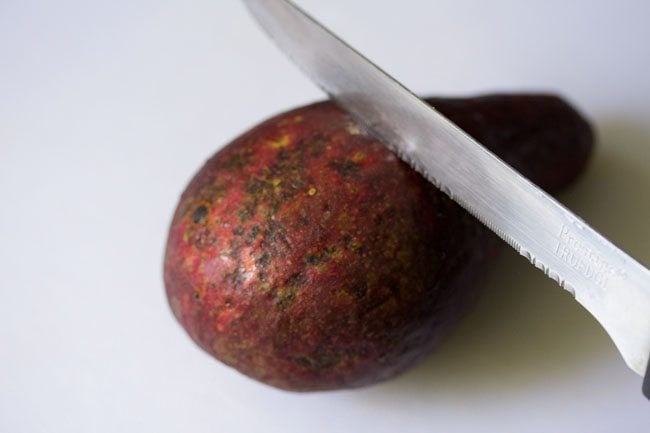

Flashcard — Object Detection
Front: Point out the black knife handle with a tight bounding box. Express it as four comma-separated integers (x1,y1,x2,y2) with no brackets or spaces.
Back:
643,360,650,400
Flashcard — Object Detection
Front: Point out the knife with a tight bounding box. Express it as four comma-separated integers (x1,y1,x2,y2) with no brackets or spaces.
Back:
243,0,650,397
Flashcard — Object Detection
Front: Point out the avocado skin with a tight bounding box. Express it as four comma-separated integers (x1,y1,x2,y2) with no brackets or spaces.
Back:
164,94,593,391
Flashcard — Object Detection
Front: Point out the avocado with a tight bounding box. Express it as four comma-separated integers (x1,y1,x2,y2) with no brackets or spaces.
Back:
164,94,593,391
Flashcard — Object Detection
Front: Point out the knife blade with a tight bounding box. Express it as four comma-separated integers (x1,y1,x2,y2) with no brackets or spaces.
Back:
242,0,650,389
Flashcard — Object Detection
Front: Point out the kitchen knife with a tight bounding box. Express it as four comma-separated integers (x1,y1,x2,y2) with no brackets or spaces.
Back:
242,0,650,397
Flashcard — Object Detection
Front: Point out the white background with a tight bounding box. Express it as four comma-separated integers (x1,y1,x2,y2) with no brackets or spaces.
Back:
2,0,650,431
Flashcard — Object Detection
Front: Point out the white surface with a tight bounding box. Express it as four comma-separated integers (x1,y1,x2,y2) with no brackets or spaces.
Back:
1,0,649,432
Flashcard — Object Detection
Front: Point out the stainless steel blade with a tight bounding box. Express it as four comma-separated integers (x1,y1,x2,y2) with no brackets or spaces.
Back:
243,0,650,375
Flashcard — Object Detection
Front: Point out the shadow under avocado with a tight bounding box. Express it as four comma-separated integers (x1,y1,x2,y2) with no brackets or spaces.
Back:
357,119,650,400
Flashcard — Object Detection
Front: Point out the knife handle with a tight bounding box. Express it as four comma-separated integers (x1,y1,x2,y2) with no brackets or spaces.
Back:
643,354,650,400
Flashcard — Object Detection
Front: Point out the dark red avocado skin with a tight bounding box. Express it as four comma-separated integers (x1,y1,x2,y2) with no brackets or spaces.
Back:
164,94,593,391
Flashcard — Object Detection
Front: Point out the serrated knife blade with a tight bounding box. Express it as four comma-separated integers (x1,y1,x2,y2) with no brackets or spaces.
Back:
242,0,650,394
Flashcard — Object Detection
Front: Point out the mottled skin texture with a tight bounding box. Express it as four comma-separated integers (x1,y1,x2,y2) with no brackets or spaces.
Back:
164,94,593,391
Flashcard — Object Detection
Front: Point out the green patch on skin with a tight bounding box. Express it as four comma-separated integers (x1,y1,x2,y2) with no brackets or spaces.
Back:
277,114,303,126
292,351,341,371
330,247,343,261
246,225,261,245
275,273,305,310
276,286,297,310
341,233,363,255
256,251,271,269
267,135,290,149
242,171,303,221
192,204,208,224
328,159,361,177
302,134,328,158
304,252,319,266
286,272,306,286
236,206,254,222
192,227,217,250
303,246,341,268
221,152,251,170
228,266,246,289
194,182,227,207
245,177,274,197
